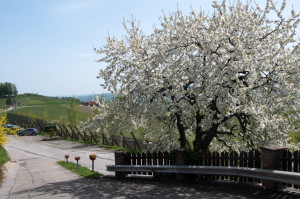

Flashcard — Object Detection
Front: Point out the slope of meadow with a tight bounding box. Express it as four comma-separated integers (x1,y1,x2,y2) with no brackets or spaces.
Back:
3,94,94,125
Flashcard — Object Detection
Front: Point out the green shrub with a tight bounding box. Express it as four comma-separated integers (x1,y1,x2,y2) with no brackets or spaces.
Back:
289,131,300,145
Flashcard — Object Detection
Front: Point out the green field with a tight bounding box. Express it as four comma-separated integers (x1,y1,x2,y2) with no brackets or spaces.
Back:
2,94,94,125
8,104,92,123
0,93,69,107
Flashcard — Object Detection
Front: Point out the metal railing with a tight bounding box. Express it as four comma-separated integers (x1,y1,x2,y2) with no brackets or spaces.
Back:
107,165,300,185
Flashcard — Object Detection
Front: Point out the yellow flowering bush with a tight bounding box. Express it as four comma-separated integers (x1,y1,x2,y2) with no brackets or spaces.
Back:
0,111,17,147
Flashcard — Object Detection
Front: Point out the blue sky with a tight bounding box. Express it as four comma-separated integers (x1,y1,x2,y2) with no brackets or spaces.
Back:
0,0,299,96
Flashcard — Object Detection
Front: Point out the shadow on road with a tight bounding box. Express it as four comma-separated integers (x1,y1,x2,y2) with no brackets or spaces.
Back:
41,137,61,141
12,177,300,199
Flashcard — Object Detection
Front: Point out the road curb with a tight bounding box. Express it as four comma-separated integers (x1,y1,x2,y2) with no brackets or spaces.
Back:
0,161,19,199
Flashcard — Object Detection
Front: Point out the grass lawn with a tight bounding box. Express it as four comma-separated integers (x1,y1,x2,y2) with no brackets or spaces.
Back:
0,146,10,182
57,161,103,179
2,93,95,125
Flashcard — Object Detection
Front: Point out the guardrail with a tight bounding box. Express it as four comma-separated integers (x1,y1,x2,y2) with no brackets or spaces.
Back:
107,165,300,185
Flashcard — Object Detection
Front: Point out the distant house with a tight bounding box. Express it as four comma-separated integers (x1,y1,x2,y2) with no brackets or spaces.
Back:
85,101,96,106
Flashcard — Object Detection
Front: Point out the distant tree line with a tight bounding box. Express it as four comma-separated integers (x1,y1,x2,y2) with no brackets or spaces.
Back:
0,82,18,98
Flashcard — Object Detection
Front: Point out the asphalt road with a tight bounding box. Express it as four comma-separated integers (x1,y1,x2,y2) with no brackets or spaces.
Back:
1,135,299,199
1,135,115,198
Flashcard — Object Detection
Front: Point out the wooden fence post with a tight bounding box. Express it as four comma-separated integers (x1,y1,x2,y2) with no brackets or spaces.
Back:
293,151,299,189
130,132,141,151
120,132,129,149
174,150,186,180
24,121,28,128
42,122,47,133
29,121,35,127
34,122,42,132
67,125,75,139
22,121,26,128
55,124,61,136
111,135,120,146
102,133,109,145
38,122,44,133
74,126,85,141
115,152,128,178
90,131,98,143
58,124,65,137
62,124,72,138
260,146,286,190
68,125,75,139
83,131,87,141
33,121,38,131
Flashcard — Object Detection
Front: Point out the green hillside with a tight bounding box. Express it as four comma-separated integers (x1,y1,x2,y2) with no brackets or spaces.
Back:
0,93,69,107
2,93,94,125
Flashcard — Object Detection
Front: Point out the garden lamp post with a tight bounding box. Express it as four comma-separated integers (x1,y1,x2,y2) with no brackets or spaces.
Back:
65,154,69,163
89,154,96,172
75,156,80,168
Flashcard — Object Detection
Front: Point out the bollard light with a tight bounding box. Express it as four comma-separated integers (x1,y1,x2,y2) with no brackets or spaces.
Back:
65,154,69,163
89,154,96,172
75,156,80,168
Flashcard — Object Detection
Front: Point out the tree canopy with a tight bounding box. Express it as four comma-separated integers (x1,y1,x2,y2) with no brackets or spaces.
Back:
0,82,18,98
92,0,299,152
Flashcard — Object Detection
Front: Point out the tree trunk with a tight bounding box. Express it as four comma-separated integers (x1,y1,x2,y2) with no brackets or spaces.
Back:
193,111,204,152
193,130,203,152
175,113,186,148
194,126,218,152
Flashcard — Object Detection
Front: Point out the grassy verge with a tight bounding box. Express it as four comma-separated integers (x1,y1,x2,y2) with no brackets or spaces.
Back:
0,146,10,165
0,146,10,183
57,161,103,179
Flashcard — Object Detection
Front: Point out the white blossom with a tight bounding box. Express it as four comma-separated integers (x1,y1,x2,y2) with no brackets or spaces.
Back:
91,0,299,152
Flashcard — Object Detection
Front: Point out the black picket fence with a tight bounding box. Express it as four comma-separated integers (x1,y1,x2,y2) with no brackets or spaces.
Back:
121,149,300,189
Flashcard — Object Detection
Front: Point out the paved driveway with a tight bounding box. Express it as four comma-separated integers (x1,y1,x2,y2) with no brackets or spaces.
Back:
1,135,115,198
1,135,299,199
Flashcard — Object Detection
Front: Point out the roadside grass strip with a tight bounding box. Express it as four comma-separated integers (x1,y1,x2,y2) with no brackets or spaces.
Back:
0,146,10,182
0,146,10,165
57,161,103,179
